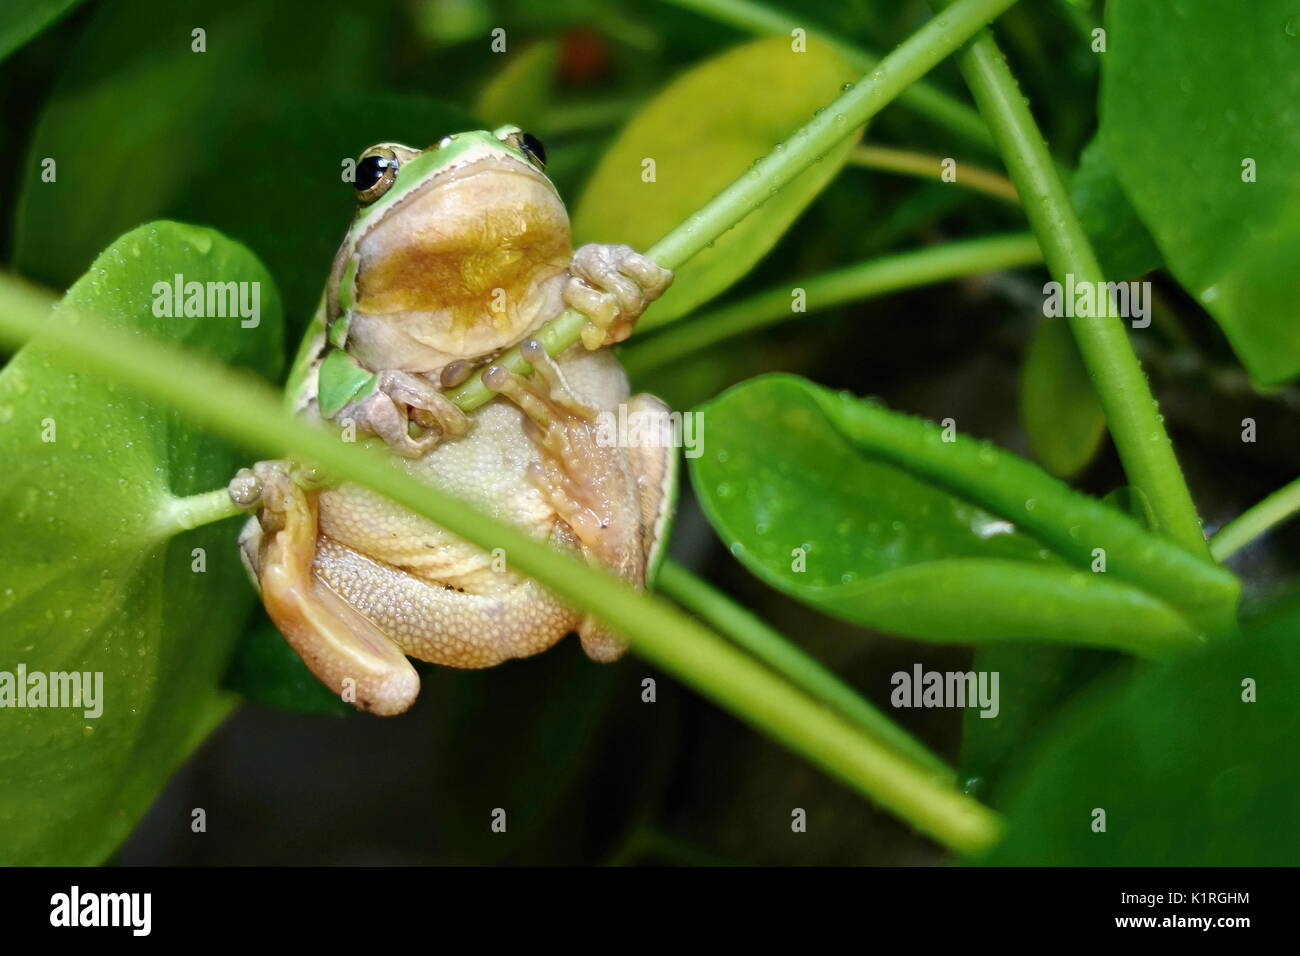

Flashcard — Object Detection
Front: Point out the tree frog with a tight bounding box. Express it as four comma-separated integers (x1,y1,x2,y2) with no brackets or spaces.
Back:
229,126,675,715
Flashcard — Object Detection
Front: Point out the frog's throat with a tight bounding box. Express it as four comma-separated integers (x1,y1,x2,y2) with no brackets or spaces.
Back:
346,166,571,362
341,276,564,372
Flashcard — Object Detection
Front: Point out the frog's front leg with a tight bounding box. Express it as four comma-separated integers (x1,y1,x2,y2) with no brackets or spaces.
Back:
344,368,470,458
563,243,673,350
318,348,469,459
484,340,674,662
228,460,421,715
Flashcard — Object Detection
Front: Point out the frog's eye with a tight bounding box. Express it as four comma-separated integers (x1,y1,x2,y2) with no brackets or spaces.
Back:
354,147,400,204
519,132,547,170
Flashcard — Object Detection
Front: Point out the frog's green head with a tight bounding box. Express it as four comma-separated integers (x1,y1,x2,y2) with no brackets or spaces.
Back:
330,126,572,362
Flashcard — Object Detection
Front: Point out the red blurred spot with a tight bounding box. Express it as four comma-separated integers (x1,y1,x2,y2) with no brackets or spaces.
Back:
559,29,610,86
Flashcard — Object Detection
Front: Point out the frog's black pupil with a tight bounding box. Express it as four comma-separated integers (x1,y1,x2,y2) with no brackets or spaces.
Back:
520,132,546,168
356,155,394,192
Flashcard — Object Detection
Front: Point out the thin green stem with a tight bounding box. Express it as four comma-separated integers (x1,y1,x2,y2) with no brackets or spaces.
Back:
930,1,1209,559
621,233,1041,375
1210,476,1300,562
1057,0,1100,40
0,275,1001,857
850,144,1019,203
658,560,952,778
154,487,244,535
661,0,994,150
447,0,1023,412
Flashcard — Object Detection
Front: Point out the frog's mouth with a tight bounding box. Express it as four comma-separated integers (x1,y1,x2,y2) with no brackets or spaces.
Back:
351,157,573,359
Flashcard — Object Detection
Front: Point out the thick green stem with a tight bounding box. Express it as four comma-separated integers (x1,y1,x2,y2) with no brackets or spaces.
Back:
662,0,994,150
446,0,1023,412
1210,476,1300,562
658,560,952,778
0,276,1001,857
931,3,1209,559
621,232,1041,375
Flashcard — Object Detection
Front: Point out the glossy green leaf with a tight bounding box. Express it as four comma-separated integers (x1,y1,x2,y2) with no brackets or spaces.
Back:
0,221,283,864
571,36,860,326
983,595,1300,864
1101,0,1300,383
0,0,83,63
474,39,559,129
691,374,1238,651
1069,135,1162,280
1019,317,1107,478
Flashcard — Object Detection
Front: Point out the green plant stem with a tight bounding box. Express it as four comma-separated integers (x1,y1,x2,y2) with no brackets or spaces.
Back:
661,0,994,150
0,276,1001,857
1210,476,1300,562
157,487,244,534
850,144,1019,203
1057,0,1100,40
621,233,1041,375
930,1,1209,560
657,560,952,778
447,0,1023,413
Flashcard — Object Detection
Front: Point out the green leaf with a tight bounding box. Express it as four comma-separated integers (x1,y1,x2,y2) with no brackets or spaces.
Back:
690,374,1238,651
0,221,283,864
983,594,1300,864
960,643,1122,801
12,0,381,300
1019,317,1107,478
0,0,83,63
1069,135,1162,280
1101,0,1300,383
474,39,559,129
571,36,860,326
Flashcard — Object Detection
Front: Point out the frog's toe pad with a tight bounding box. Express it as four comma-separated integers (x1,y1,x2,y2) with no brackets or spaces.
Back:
564,243,673,350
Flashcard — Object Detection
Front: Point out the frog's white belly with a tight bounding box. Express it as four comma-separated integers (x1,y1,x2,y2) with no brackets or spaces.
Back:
315,347,629,594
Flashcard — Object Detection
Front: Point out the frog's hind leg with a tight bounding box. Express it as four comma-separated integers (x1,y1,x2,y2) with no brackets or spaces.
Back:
624,393,677,586
311,538,579,668
229,461,420,715
576,394,677,662
484,340,650,663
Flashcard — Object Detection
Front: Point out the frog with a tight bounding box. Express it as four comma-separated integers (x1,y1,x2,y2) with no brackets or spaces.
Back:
228,126,676,716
